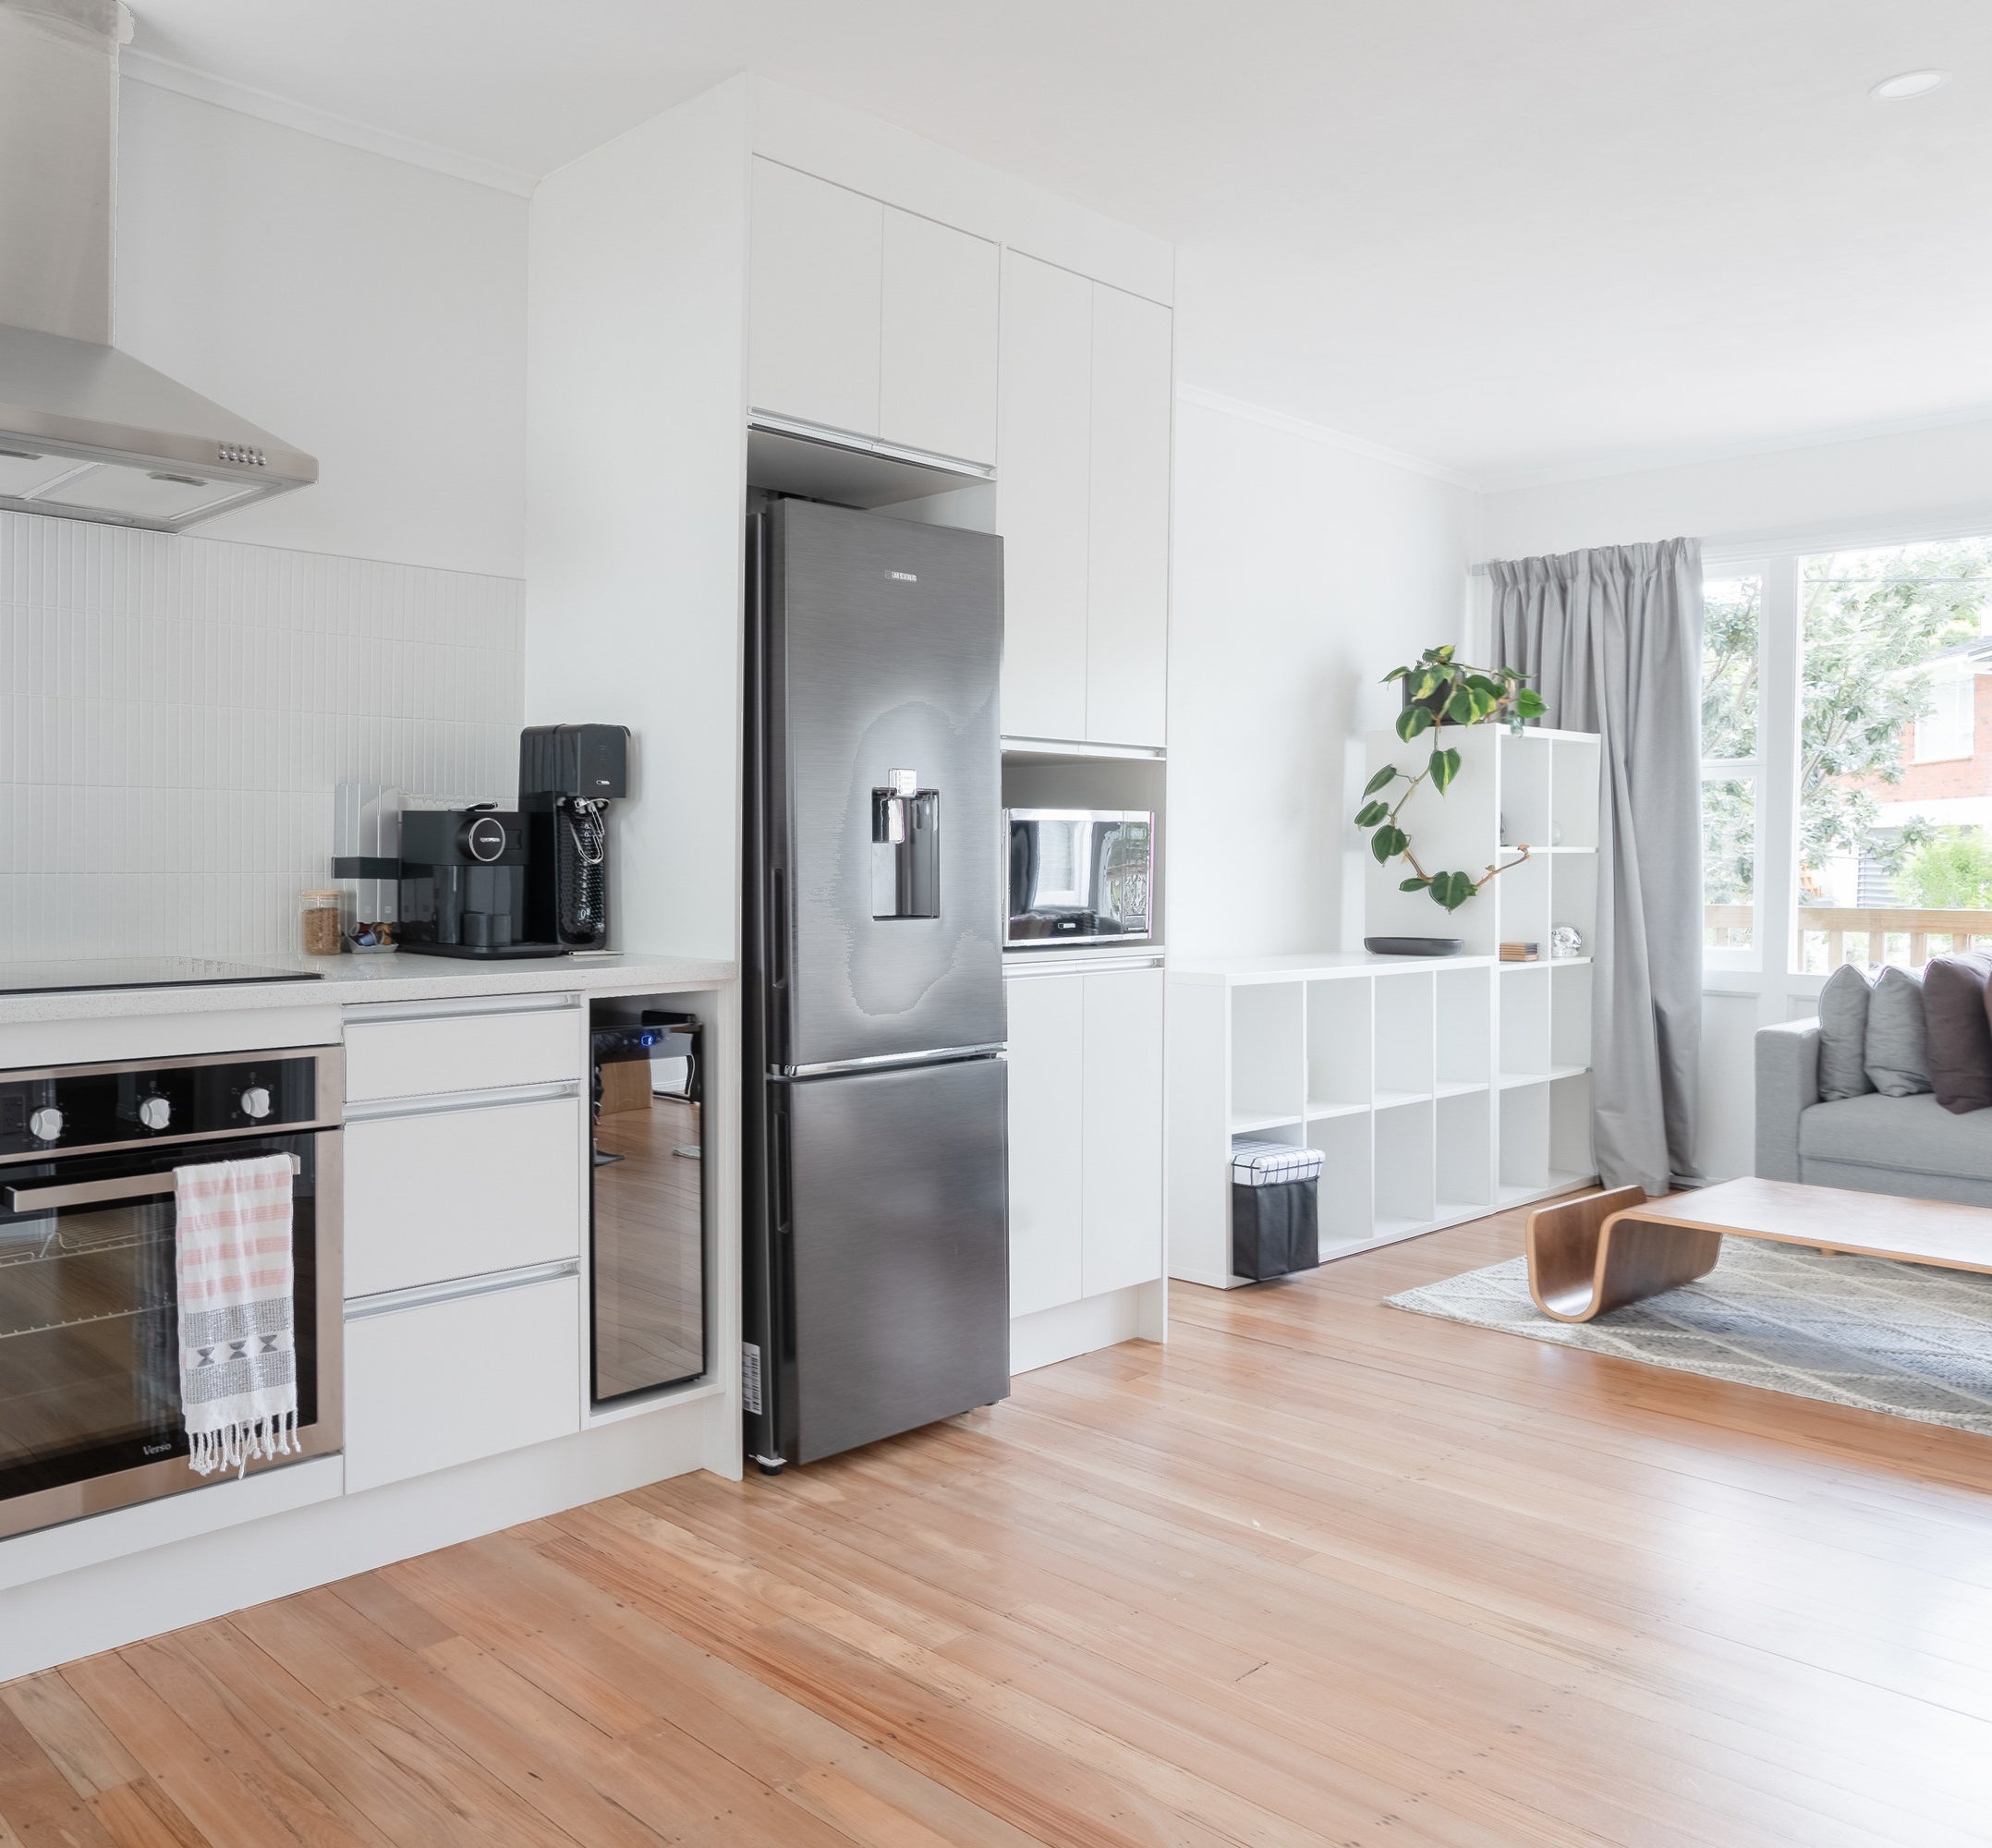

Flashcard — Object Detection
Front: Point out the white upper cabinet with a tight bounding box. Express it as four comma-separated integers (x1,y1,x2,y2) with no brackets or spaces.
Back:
996,250,1092,743
1086,286,1172,749
749,160,883,437
749,161,999,465
880,208,999,464
996,255,1172,749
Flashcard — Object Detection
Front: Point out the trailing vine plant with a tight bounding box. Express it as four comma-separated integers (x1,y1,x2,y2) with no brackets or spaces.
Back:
1354,646,1548,912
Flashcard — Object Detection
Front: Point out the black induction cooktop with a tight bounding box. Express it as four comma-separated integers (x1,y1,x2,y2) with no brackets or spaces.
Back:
0,957,324,997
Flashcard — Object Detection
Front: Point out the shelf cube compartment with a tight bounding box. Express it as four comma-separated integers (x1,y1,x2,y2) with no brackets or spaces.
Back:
1306,977,1372,1113
1310,1111,1373,1255
1498,964,1551,1080
1371,970,1435,1102
1550,854,1598,957
1497,731,1552,854
1495,849,1550,955
1230,981,1305,1130
1435,1088,1494,1212
1498,1081,1550,1198
1550,960,1593,1073
1373,1097,1435,1234
1434,963,1492,1091
1549,1072,1595,1184
1550,737,1602,852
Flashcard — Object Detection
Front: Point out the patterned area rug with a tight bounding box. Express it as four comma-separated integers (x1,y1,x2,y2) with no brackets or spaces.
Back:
1387,1239,1992,1435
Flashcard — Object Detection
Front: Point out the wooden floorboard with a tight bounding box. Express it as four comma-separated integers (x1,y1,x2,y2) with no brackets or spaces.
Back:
6,1198,1992,1845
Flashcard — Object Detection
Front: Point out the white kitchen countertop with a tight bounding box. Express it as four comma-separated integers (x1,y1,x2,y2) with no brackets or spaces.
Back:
0,950,735,1027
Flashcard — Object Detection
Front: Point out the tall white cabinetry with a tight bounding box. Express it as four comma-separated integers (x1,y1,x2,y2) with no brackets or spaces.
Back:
997,251,1172,750
1005,964,1166,1367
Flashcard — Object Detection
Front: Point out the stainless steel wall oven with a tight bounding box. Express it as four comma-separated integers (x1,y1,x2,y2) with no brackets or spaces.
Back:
0,1047,342,1541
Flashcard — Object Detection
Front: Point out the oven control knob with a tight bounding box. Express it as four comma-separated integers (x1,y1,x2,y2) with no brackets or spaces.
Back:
239,1086,272,1121
138,1095,172,1131
28,1106,62,1142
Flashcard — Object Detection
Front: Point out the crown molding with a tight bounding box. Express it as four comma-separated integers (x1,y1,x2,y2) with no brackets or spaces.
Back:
121,50,539,199
1173,383,1478,490
1477,400,1992,496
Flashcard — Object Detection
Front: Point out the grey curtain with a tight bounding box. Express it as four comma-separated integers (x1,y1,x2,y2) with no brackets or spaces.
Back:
1491,538,1704,1195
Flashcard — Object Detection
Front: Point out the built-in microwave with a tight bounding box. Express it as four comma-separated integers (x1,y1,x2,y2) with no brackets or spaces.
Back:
1005,808,1154,949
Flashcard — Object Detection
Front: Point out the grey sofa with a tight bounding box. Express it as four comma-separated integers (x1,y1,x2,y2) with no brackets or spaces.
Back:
1756,1018,1992,1206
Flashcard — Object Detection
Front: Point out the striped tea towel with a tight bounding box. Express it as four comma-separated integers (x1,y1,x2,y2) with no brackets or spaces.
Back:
175,1153,299,1477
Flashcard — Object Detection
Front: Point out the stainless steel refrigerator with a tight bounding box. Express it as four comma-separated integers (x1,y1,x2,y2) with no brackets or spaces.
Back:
743,498,1010,1471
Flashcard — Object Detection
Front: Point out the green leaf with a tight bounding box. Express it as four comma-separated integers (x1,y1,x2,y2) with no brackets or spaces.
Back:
1354,800,1389,827
1468,688,1497,721
1514,688,1548,718
1464,675,1501,697
1433,644,1455,662
1363,764,1399,796
1428,869,1475,910
1427,746,1461,795
1370,824,1408,864
1399,876,1429,892
1444,687,1475,725
1381,664,1410,683
1413,671,1438,700
1394,704,1433,742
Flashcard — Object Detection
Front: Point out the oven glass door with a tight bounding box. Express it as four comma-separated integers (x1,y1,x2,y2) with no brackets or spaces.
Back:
0,1128,329,1526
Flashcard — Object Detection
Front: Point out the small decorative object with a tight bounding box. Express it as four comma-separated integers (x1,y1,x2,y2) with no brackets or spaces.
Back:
1358,646,1548,912
1551,923,1584,959
1550,821,1564,846
1364,936,1464,957
300,889,343,957
1500,941,1539,962
1499,812,1512,847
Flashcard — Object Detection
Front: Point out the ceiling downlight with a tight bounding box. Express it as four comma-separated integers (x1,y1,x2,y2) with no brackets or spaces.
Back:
1869,69,1950,102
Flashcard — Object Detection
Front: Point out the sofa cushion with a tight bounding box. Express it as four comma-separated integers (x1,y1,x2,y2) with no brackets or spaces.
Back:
1864,965,1931,1097
1816,963,1874,1100
1800,1091,1992,1185
1925,951,1992,1113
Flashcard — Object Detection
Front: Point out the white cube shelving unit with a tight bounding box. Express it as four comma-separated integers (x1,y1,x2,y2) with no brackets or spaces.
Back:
1165,726,1601,1288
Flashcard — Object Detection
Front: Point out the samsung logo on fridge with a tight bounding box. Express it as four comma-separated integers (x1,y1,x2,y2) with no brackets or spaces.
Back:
887,570,917,582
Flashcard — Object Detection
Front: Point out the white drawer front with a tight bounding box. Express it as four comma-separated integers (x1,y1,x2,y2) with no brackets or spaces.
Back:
343,1096,582,1299
345,1006,581,1102
344,1274,580,1493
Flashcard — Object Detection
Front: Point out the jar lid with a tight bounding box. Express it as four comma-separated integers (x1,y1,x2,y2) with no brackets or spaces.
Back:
300,888,341,902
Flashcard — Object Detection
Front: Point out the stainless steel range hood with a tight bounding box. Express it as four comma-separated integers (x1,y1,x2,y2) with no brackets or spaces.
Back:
0,0,316,533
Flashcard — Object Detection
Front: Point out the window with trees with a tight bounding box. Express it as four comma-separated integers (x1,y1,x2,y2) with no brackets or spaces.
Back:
1702,537,1992,975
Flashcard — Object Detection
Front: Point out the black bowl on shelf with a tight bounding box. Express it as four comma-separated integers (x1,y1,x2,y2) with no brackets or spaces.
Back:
1363,936,1464,957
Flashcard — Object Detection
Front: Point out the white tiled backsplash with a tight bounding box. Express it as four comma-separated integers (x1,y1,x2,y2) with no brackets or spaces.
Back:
0,512,523,960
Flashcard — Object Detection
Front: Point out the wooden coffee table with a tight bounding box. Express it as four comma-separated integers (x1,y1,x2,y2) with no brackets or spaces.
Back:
1525,1175,1992,1323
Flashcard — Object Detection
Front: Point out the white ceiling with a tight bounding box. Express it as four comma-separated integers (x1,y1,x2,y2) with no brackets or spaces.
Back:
126,0,1992,485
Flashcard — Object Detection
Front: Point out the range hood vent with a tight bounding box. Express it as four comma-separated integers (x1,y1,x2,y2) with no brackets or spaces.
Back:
0,0,316,533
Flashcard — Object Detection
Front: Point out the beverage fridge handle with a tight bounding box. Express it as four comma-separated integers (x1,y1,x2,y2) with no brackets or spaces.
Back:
6,1152,301,1212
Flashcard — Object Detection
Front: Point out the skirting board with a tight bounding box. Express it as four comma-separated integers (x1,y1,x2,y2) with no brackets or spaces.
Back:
0,1396,711,1685
1171,1174,1601,1290
1011,1278,1167,1375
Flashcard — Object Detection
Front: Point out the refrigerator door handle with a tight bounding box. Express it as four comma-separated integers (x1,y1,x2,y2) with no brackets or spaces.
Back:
776,1043,1006,1079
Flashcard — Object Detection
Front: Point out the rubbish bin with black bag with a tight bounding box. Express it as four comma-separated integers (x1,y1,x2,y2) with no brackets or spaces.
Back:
1230,1140,1325,1281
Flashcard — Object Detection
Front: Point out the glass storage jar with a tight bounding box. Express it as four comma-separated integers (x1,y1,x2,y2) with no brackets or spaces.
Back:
300,888,344,956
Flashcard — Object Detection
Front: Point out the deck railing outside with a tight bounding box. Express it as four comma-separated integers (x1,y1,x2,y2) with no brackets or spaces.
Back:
1706,904,1992,969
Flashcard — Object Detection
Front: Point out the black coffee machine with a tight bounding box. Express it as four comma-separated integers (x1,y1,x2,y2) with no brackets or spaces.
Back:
520,723,630,953
396,724,628,959
396,807,549,958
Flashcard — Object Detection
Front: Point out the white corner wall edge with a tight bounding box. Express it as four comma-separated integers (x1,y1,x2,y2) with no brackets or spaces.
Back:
1011,1279,1166,1375
747,76,1172,306
1174,383,1476,491
0,1400,711,1684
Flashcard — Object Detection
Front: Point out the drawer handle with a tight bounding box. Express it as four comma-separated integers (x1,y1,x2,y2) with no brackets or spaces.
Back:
344,1082,579,1124
344,1257,578,1321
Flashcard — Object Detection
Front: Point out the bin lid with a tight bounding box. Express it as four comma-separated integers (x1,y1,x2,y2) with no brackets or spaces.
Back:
1231,1140,1324,1184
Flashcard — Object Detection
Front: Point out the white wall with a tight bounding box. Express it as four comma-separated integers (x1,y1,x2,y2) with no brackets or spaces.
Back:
1167,391,1479,960
1479,416,1992,562
117,79,528,578
526,79,750,962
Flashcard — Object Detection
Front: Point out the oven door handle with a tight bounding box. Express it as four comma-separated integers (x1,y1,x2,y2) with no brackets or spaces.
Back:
5,1152,301,1212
